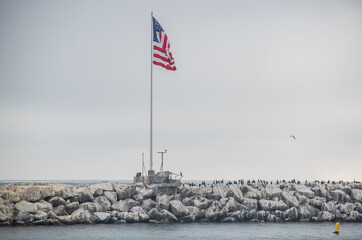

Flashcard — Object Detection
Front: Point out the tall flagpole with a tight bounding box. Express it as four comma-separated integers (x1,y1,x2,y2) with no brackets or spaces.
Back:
150,11,153,171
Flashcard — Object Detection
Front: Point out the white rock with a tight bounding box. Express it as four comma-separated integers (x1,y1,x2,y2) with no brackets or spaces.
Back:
169,200,189,218
156,194,170,210
142,199,158,212
79,202,103,213
17,186,55,202
285,207,298,221
318,211,335,221
294,185,315,198
35,200,53,212
71,209,96,223
125,212,139,223
49,197,66,207
104,191,117,204
34,211,48,221
351,189,362,202
94,212,111,223
90,182,113,192
193,197,211,210
15,201,37,213
111,200,129,212
330,190,349,203
281,192,299,208
321,201,336,212
65,202,79,215
94,196,111,211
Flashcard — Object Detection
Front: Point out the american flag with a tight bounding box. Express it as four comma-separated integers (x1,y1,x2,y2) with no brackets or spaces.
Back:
152,17,176,71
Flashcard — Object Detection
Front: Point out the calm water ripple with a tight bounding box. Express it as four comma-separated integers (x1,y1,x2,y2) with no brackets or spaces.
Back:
1,222,361,240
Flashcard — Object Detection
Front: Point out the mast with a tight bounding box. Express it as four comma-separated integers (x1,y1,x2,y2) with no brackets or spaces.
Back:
150,11,154,171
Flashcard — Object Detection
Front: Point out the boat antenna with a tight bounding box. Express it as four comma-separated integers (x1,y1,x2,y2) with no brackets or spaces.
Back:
157,149,167,172
142,153,147,176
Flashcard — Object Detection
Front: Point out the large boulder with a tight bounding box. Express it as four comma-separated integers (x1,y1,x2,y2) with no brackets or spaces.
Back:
258,199,288,211
34,211,48,221
65,202,79,215
187,206,204,220
132,193,143,202
111,200,129,212
1,190,22,203
340,203,356,214
298,204,319,220
244,186,261,199
125,212,139,223
94,196,111,211
94,212,111,223
285,207,298,221
311,185,328,198
35,200,53,212
14,211,35,223
275,210,286,220
295,193,309,205
104,191,117,204
156,194,170,210
53,205,68,216
213,184,228,198
57,215,73,224
52,185,76,199
310,197,326,209
347,211,362,222
0,211,9,222
230,210,245,222
130,206,149,222
169,200,189,218
330,190,349,203
338,185,352,194
294,185,315,198
242,198,258,211
15,200,37,213
281,192,299,208
148,208,164,221
71,209,96,223
351,189,362,202
224,197,239,212
228,184,244,202
193,197,211,210
17,186,55,202
160,209,178,222
74,187,93,203
139,188,154,199
321,201,337,212
79,202,103,213
262,185,282,199
112,184,132,200
318,211,335,221
90,183,113,193
48,197,66,207
141,199,158,212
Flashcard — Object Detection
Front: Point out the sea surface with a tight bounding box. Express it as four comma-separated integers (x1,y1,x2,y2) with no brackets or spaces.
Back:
1,223,361,240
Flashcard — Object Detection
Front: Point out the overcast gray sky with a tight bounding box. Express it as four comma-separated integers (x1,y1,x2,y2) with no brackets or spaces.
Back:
1,0,361,181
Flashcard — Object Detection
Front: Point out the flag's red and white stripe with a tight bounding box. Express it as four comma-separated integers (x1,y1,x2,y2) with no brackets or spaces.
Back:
153,30,176,71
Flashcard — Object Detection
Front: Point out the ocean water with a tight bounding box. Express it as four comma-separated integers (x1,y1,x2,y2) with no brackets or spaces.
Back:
1,223,361,240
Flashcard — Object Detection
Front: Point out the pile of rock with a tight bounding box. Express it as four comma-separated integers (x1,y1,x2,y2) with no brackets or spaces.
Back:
0,181,361,225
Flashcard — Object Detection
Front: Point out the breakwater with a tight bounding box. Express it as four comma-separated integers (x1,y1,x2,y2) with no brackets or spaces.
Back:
0,181,361,225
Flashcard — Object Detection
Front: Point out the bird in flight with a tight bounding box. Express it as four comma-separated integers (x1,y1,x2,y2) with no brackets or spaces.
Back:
290,135,296,140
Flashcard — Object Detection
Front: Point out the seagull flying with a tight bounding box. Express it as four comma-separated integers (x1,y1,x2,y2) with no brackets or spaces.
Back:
290,135,296,140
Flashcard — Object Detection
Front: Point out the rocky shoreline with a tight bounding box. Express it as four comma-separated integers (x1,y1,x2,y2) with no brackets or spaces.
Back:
1,181,362,226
